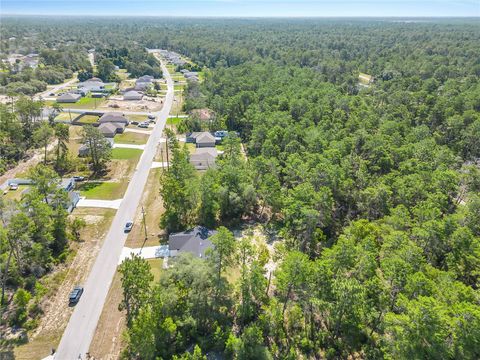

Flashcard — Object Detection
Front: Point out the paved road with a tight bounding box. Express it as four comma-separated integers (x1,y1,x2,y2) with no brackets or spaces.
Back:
35,76,78,101
54,56,173,359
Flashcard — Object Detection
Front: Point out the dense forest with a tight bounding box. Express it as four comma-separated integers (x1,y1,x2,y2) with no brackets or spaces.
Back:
1,17,480,359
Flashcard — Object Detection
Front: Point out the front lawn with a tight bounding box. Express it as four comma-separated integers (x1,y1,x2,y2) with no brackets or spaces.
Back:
114,132,149,145
78,181,126,200
111,147,143,160
54,112,75,121
62,96,105,109
77,114,100,124
127,114,148,122
167,116,183,126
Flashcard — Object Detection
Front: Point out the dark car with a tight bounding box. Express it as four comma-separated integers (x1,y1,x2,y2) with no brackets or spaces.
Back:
148,114,155,120
73,176,85,182
69,286,84,305
130,121,139,125
124,221,133,232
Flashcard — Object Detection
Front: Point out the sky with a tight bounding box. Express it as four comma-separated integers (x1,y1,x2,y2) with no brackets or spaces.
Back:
1,0,479,17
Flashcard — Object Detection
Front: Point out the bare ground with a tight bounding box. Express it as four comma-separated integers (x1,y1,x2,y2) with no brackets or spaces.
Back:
14,208,116,360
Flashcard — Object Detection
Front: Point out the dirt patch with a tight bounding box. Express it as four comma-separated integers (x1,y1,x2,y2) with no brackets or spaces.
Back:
100,97,164,112
14,208,116,360
125,167,165,248
89,270,126,360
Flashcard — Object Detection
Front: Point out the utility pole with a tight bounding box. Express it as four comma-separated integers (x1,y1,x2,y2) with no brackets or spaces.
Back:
140,205,147,252
160,148,165,169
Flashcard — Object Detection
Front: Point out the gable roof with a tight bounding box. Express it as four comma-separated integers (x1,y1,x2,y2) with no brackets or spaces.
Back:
98,122,117,134
57,93,81,102
123,90,143,99
137,75,154,83
99,112,128,124
195,132,215,144
168,226,216,258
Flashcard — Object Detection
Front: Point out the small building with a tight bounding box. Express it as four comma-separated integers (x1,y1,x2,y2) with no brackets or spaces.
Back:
78,79,106,92
184,72,199,79
168,226,216,258
137,75,154,83
99,112,129,125
190,148,218,170
98,122,125,138
195,132,216,148
78,144,89,157
123,90,143,101
57,93,82,103
134,82,152,91
358,73,374,86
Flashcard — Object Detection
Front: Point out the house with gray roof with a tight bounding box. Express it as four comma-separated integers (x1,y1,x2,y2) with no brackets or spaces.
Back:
99,112,129,124
123,90,143,101
195,132,216,148
98,122,125,138
57,93,82,103
190,148,218,170
168,226,216,258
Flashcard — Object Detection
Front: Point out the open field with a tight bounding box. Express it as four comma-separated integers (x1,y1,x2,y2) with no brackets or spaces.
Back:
14,208,116,360
167,116,183,126
76,114,100,124
51,96,105,109
125,167,164,248
79,181,127,200
114,132,149,145
127,114,148,122
111,147,143,160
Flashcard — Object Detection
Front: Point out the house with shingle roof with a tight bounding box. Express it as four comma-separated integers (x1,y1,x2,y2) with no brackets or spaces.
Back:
57,93,82,103
99,112,129,124
168,226,216,258
98,122,125,138
123,90,143,101
190,148,218,170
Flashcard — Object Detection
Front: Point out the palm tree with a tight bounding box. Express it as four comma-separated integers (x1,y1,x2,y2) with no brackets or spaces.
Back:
54,123,69,173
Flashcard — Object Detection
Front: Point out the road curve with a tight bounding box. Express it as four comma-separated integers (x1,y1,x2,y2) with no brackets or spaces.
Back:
54,57,173,359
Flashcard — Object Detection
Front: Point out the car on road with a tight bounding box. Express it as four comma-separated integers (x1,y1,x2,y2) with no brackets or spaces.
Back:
49,92,55,96
69,286,84,305
124,221,134,232
73,176,85,182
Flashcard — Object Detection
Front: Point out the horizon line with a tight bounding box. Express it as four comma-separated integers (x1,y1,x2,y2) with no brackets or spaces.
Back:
1,14,479,18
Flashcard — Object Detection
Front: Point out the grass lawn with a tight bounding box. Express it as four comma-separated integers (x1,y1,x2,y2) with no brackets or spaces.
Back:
114,132,149,145
111,147,143,160
116,69,129,80
62,96,105,109
174,84,186,91
77,114,100,124
148,258,164,283
185,143,196,154
216,144,225,151
160,83,168,90
167,116,183,126
54,112,75,121
127,114,148,122
2,185,30,201
79,181,126,200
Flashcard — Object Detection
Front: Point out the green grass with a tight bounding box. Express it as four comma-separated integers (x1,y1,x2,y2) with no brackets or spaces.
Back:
174,84,185,91
61,96,105,109
2,185,30,201
77,114,100,124
111,147,143,160
148,258,164,283
114,132,149,145
78,181,126,200
185,143,196,154
127,114,148,122
55,112,75,121
167,116,183,126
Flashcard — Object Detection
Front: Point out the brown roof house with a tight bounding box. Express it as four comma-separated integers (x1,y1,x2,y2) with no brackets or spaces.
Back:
99,112,129,125
168,226,216,258
190,148,218,170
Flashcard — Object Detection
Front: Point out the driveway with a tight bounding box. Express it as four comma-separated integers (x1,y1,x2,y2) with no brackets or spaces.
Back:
112,143,146,150
76,198,123,210
54,55,174,359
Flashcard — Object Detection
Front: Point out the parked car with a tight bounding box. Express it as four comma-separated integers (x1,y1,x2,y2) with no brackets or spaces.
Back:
138,122,149,128
9,183,19,191
130,121,139,125
69,286,84,305
73,176,85,182
49,92,55,96
148,114,155,120
124,221,134,232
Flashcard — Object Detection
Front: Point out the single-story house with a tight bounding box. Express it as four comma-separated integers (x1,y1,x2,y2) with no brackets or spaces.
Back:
180,69,189,74
190,148,218,170
78,79,106,92
137,75,154,83
99,112,129,125
184,72,199,79
196,132,216,148
168,226,217,258
98,122,125,138
123,90,143,101
57,93,82,103
187,76,199,82
134,82,152,91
